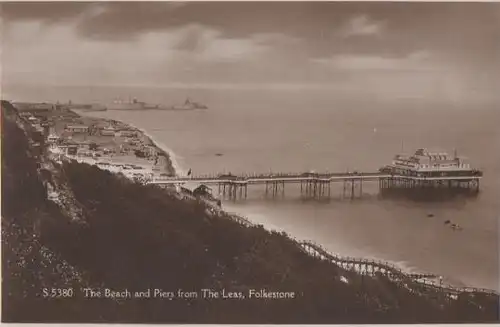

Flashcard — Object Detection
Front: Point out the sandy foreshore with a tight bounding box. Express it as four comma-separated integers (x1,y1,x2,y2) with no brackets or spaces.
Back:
121,122,186,177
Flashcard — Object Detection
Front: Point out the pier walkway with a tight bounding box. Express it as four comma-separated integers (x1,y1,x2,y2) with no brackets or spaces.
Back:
149,171,481,200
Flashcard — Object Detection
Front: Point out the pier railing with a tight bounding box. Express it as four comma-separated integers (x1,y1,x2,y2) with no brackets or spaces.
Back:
150,171,482,184
151,170,482,200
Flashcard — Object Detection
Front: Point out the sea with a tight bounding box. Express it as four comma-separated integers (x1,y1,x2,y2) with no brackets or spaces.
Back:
4,84,499,291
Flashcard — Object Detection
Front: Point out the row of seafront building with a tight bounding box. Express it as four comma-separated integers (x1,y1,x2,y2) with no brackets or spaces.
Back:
17,102,169,183
16,101,219,204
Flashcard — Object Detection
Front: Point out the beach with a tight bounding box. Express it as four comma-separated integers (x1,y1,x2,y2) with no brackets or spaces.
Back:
127,123,186,177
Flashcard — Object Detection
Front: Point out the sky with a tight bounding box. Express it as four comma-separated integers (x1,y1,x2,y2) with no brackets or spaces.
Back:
1,2,499,103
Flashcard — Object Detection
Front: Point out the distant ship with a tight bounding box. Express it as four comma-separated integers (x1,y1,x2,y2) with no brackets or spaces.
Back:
107,98,160,110
166,97,208,110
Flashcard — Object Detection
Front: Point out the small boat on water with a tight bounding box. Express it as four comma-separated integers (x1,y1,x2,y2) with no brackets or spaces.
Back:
444,220,462,231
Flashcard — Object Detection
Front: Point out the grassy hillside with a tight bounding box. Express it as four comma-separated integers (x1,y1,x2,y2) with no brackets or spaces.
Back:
2,100,498,323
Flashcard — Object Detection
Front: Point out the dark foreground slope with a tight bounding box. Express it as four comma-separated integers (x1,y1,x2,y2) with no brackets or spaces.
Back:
2,100,498,323
1,101,108,321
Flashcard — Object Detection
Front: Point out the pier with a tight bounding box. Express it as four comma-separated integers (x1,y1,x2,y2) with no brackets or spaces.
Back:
149,170,482,200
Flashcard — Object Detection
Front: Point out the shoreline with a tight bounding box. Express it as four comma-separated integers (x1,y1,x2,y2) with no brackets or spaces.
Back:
105,117,185,177
73,111,497,294
133,125,186,177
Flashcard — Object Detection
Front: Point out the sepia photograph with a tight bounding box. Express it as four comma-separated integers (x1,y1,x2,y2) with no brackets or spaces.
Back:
1,1,499,323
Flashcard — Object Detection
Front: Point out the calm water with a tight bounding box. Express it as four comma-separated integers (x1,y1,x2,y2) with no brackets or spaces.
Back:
5,85,499,290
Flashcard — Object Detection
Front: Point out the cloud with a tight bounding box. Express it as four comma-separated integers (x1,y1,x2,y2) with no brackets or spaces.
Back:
2,21,180,86
251,33,301,46
196,35,269,63
197,32,301,63
169,25,298,63
311,50,437,72
340,15,384,37
1,2,95,23
1,19,296,87
2,2,498,64
172,25,265,62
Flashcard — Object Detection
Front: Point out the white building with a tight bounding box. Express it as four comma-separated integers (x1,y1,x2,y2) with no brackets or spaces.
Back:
47,134,60,143
100,127,117,136
65,125,89,133
118,129,138,137
388,148,472,174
